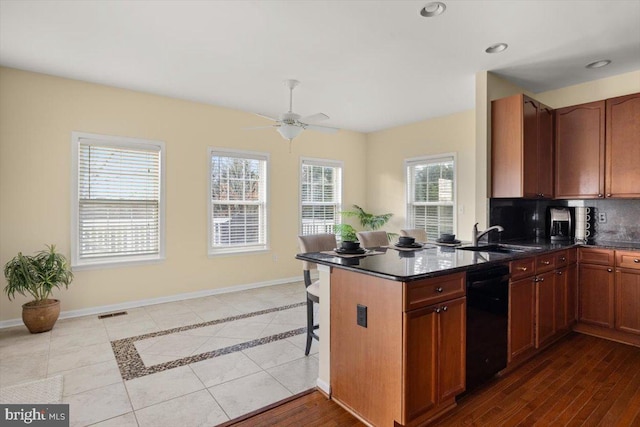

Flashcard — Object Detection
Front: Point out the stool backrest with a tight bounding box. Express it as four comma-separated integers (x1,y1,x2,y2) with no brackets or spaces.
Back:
356,230,388,248
400,228,428,242
297,233,338,271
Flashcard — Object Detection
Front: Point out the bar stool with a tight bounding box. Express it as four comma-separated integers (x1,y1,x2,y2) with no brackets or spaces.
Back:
297,233,337,355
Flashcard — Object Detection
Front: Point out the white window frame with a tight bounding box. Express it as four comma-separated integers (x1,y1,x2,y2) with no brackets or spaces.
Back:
208,147,270,256
299,157,343,236
71,132,166,269
405,153,457,240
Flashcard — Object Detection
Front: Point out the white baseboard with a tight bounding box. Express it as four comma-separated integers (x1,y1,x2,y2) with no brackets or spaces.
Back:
0,275,303,329
316,378,331,396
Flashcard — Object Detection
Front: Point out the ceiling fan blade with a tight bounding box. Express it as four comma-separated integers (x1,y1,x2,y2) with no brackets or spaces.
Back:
300,113,329,123
254,113,279,122
304,124,339,134
243,125,278,130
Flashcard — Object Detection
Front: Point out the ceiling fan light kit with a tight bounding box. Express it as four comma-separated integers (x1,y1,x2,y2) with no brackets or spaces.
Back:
245,79,339,145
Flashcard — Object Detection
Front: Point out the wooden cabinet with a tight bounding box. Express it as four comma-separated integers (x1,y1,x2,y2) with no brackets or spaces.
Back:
606,93,640,198
403,297,465,423
509,249,577,363
555,92,640,199
615,250,640,335
535,270,556,348
578,248,615,328
555,101,605,198
330,268,466,427
509,277,535,362
492,94,554,199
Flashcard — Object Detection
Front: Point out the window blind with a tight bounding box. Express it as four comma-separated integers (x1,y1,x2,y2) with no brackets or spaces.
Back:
301,159,342,235
406,156,455,241
210,150,268,252
77,141,162,261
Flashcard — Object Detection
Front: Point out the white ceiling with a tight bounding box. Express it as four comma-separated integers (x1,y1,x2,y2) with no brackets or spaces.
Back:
1,0,639,133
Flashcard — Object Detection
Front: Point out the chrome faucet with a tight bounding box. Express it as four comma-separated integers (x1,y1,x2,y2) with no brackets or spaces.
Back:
472,223,504,246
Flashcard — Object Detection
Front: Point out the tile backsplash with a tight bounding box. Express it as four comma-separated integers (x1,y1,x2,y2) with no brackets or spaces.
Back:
489,198,640,243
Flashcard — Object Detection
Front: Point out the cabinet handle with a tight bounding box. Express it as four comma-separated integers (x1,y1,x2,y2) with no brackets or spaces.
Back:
435,287,444,293
598,193,604,198
606,193,612,197
634,259,639,263
560,257,566,262
539,277,544,282
442,306,448,312
541,260,551,265
435,307,441,313
517,266,528,272
607,268,613,272
557,271,563,275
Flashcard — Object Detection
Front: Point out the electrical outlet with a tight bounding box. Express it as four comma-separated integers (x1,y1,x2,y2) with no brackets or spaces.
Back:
598,212,607,223
357,304,367,328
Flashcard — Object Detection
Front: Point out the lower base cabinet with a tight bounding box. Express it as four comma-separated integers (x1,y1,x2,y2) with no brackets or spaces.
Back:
615,269,640,335
403,297,466,424
578,263,615,328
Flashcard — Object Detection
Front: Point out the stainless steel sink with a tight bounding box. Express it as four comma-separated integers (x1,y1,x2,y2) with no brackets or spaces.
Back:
456,244,542,254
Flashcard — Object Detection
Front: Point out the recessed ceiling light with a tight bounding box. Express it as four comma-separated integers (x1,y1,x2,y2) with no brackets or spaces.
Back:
485,43,508,54
420,2,446,17
586,59,611,69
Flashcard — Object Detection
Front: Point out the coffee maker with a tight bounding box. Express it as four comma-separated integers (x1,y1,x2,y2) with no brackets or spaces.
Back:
548,207,573,241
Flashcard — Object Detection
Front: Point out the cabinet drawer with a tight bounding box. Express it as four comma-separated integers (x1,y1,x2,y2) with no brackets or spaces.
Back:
579,248,614,266
536,254,556,273
616,250,640,270
404,272,465,311
555,250,569,268
511,257,536,281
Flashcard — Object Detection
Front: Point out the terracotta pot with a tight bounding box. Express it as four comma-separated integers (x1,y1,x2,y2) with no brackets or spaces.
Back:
22,299,60,333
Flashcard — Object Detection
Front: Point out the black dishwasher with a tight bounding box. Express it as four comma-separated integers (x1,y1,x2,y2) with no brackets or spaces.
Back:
465,264,510,393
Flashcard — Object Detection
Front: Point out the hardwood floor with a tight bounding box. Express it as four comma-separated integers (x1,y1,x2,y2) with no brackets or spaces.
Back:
224,333,640,426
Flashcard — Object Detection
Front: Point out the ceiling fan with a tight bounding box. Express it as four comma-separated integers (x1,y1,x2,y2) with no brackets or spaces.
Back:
246,79,339,142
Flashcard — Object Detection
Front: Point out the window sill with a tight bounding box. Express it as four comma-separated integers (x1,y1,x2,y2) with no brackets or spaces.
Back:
71,255,165,271
208,247,270,258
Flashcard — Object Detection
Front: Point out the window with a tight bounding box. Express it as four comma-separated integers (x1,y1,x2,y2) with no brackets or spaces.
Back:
209,149,268,254
300,158,343,235
406,154,456,241
71,132,165,268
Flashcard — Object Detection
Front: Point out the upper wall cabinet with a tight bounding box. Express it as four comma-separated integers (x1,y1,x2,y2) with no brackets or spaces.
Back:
555,92,640,199
606,93,640,198
491,94,554,199
555,101,605,198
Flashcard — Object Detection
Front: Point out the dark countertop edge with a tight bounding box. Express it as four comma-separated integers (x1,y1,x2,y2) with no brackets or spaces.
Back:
296,241,640,283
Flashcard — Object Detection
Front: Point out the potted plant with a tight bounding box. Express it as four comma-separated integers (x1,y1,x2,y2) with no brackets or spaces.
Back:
3,244,73,333
334,204,395,242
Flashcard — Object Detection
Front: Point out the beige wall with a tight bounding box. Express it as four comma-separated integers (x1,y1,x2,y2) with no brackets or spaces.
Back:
0,67,367,322
365,110,476,241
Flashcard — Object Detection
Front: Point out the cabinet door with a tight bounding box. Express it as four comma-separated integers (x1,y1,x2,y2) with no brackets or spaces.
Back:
536,271,556,348
578,263,615,328
555,268,569,331
509,277,535,362
403,306,438,422
522,96,540,198
555,101,605,198
615,269,640,335
438,297,466,402
606,93,640,198
566,263,578,325
537,104,554,198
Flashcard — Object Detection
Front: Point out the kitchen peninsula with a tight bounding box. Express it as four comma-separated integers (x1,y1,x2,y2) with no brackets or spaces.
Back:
297,241,640,426
296,244,542,427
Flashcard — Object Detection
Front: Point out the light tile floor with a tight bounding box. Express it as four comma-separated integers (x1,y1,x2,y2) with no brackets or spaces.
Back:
0,281,319,427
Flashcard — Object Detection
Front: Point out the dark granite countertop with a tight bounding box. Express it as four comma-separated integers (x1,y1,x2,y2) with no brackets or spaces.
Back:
295,240,640,282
